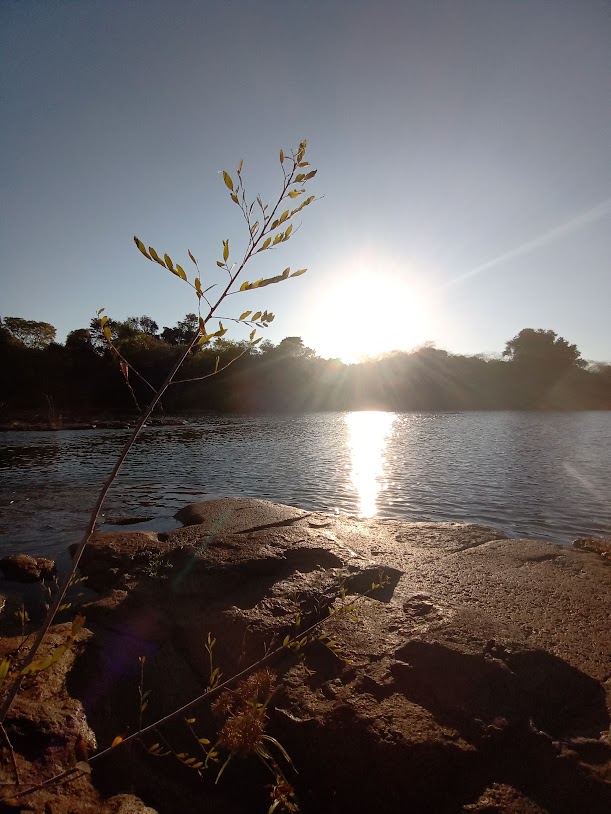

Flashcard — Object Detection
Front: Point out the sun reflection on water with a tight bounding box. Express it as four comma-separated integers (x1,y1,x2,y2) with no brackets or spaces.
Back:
346,411,397,517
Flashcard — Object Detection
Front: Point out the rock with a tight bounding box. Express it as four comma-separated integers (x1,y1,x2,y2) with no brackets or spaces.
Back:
0,553,56,582
573,536,611,560
0,621,158,813
67,499,611,814
173,496,310,531
4,501,610,812
104,516,155,526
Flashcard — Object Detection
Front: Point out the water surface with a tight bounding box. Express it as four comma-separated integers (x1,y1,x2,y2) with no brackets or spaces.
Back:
0,411,609,559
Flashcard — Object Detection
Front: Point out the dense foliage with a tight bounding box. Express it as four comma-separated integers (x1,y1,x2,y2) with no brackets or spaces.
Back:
2,316,610,412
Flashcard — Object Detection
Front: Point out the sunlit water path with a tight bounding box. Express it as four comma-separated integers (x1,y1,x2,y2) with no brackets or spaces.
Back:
0,411,609,559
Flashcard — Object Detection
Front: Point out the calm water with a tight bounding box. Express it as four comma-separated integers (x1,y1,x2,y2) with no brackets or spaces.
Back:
0,412,609,559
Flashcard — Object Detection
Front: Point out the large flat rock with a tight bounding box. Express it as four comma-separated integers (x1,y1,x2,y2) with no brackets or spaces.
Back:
72,499,610,813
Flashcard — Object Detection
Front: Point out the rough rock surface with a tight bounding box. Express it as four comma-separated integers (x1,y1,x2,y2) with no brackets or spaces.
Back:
0,622,156,813
0,553,56,582
573,536,611,561
64,498,610,814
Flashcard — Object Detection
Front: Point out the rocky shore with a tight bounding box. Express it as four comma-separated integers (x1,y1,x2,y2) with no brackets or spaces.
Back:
0,499,609,813
0,413,186,432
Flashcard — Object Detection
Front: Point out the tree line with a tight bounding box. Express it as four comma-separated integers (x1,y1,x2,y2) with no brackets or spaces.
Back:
1,315,610,414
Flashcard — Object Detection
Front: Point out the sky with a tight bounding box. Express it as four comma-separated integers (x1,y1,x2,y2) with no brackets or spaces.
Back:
1,0,610,363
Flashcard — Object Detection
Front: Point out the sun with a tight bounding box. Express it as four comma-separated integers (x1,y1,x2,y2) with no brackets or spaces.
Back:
312,264,431,363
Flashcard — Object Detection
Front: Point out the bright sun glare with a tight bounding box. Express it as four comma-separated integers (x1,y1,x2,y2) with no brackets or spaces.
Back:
346,411,396,517
314,263,431,363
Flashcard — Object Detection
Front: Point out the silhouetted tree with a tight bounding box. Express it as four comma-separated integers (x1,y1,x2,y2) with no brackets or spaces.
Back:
2,317,56,349
502,329,587,407
65,328,96,354
502,329,586,369
271,336,316,358
161,314,199,346
125,315,159,336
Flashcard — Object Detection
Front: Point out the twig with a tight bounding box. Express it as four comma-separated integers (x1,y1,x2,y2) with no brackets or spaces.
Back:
0,723,20,786
0,144,308,726
3,581,378,804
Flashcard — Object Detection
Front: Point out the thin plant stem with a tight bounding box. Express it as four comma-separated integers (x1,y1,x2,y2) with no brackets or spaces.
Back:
0,145,307,726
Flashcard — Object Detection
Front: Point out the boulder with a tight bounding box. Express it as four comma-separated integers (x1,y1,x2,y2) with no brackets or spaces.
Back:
0,622,158,813
67,499,610,814
0,553,56,582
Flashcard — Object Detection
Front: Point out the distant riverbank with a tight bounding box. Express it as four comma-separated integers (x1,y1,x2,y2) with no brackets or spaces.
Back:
0,411,185,432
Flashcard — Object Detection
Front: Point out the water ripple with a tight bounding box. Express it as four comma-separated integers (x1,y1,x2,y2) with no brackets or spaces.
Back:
0,411,609,557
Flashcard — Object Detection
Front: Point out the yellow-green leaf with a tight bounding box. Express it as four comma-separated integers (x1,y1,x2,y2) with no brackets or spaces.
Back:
175,264,187,282
239,280,250,292
279,210,289,223
281,267,290,279
164,253,174,271
0,658,10,680
304,169,317,180
239,311,252,320
258,237,271,252
252,311,262,321
222,171,234,191
100,315,108,327
273,233,283,245
290,268,307,277
195,277,202,293
237,159,243,173
230,192,239,204
284,224,293,238
288,190,303,198
134,236,151,260
149,247,164,266
279,149,284,163
223,240,229,262
103,326,112,341
188,249,197,265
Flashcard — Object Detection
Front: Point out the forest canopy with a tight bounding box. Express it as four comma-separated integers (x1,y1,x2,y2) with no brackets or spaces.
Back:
1,315,610,413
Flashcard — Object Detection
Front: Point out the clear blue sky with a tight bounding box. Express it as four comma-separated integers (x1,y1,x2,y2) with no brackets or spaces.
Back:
2,0,610,362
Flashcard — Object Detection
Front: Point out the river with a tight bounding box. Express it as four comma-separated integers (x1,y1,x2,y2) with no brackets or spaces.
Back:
0,411,609,559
